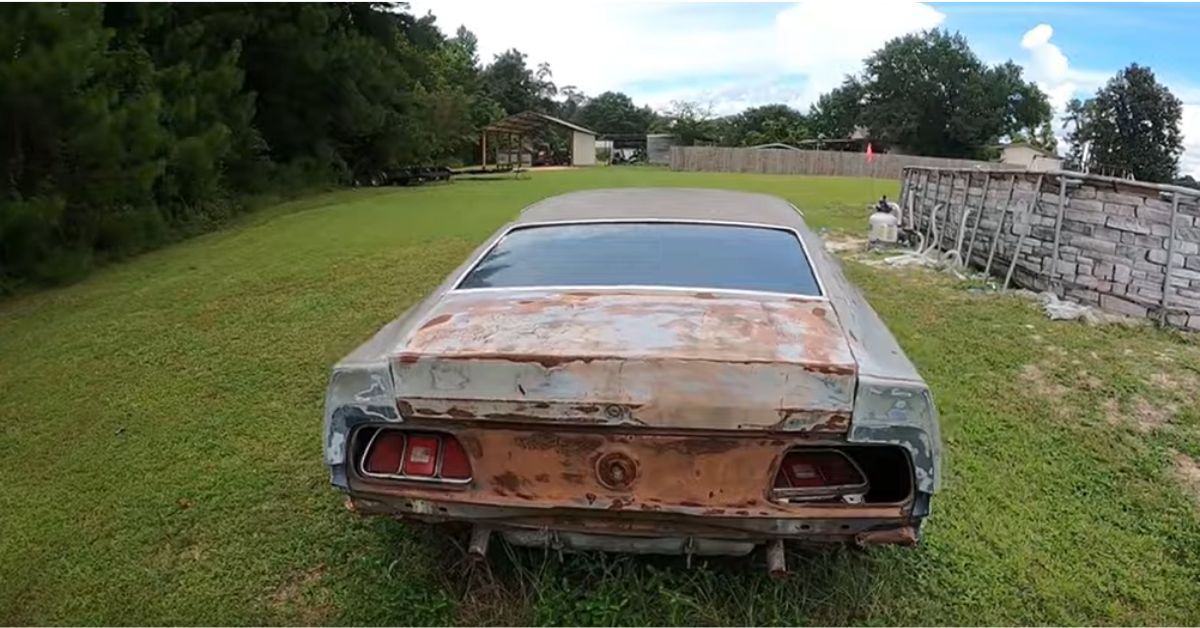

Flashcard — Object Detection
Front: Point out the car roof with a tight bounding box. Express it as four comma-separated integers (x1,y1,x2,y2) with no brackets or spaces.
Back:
516,188,807,229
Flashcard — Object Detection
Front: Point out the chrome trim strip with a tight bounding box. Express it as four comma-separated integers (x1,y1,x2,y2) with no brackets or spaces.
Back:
452,284,829,301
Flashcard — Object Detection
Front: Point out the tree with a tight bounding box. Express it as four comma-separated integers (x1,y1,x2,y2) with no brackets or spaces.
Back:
577,91,655,134
1175,175,1200,191
657,101,717,146
556,85,588,122
809,79,863,139
1006,122,1058,157
0,3,507,289
1063,64,1183,182
856,29,1051,158
1062,97,1089,171
481,49,556,115
720,104,809,146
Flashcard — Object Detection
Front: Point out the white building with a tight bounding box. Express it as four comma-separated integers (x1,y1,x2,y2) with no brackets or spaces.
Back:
482,111,597,167
999,142,1062,172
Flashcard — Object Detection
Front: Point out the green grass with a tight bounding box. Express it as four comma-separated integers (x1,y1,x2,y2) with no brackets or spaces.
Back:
2,167,1199,625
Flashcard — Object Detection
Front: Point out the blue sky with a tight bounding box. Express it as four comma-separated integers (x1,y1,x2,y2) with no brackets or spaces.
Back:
415,2,1200,174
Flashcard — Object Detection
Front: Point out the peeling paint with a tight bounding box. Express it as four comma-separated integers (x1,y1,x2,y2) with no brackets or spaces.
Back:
390,290,857,431
347,425,912,521
324,189,942,550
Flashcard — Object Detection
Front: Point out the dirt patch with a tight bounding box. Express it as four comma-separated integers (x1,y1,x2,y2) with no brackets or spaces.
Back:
269,563,333,624
1171,451,1200,502
1102,398,1122,427
1019,363,1071,417
1104,398,1171,432
1130,398,1175,432
1019,362,1088,420
1149,370,1200,394
822,236,867,254
1078,371,1103,391
1102,396,1175,433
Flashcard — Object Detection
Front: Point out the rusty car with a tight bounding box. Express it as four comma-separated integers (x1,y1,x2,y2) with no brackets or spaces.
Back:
323,188,941,574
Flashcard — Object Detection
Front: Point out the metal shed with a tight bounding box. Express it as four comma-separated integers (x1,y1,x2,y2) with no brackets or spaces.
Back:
647,134,680,165
482,111,597,167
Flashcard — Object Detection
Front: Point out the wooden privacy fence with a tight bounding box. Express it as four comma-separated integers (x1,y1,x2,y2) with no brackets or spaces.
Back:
670,146,1016,179
899,166,1200,330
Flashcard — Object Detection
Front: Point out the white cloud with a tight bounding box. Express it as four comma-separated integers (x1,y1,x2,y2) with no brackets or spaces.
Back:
1016,24,1199,176
413,3,1200,174
1017,23,1107,117
771,2,946,105
1179,102,1200,178
1019,23,1074,113
411,1,945,110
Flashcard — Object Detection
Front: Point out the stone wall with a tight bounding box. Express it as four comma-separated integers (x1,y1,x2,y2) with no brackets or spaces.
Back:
899,167,1200,330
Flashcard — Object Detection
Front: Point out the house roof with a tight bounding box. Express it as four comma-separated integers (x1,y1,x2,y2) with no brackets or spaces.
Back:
748,143,802,151
1000,141,1055,157
483,111,597,136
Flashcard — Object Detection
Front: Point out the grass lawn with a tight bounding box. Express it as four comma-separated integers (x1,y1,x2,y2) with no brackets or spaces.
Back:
2,167,1199,625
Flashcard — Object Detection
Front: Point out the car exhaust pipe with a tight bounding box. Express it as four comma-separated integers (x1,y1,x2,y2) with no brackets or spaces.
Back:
766,539,787,579
468,526,491,562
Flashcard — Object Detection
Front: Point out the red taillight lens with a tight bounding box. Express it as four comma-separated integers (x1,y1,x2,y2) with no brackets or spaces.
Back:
772,449,867,502
361,429,472,483
439,436,472,480
401,435,439,476
363,431,406,475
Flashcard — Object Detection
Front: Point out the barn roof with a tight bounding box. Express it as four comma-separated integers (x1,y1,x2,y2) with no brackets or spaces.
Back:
483,111,597,136
999,141,1054,157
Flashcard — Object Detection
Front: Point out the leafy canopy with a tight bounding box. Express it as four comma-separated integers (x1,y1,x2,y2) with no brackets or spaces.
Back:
857,29,1051,158
1064,64,1183,182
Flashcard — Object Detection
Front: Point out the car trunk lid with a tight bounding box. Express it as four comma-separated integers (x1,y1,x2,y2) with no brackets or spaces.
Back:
391,289,856,432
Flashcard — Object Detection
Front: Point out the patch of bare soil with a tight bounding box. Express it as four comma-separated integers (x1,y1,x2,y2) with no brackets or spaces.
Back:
1171,451,1200,502
1102,396,1175,433
822,236,867,254
1149,370,1200,394
269,563,333,624
1102,398,1122,427
1131,398,1176,433
1019,363,1071,417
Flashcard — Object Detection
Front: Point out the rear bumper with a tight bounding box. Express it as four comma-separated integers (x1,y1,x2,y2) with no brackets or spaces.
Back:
346,491,922,553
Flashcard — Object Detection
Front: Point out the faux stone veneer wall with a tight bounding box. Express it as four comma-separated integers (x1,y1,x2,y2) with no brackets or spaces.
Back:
899,166,1200,330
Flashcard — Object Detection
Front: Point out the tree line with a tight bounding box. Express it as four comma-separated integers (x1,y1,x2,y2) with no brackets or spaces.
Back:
647,29,1185,187
1,4,1187,291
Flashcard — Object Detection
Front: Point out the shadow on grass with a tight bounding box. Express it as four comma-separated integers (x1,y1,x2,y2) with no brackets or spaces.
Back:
386,522,907,626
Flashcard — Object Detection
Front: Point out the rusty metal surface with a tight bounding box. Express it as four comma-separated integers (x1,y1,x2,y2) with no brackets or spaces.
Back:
393,289,856,431
501,529,756,556
323,189,942,540
347,493,914,547
346,424,909,519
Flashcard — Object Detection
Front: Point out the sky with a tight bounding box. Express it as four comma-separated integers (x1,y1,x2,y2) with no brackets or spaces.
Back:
409,1,1200,176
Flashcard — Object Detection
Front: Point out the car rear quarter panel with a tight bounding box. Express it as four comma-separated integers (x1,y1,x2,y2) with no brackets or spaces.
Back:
799,224,941,496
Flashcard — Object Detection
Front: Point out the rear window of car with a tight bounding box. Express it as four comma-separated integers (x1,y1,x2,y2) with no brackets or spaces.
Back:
457,222,821,295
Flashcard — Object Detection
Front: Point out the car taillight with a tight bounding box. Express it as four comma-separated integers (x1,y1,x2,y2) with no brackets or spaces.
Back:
363,431,406,475
401,434,439,477
360,429,472,483
772,449,868,503
439,437,472,480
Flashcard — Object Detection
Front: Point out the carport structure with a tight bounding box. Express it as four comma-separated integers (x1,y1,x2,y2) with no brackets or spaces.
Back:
482,111,597,167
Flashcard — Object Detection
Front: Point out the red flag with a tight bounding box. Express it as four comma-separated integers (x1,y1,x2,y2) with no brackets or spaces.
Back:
866,142,875,163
